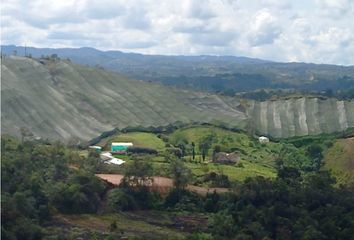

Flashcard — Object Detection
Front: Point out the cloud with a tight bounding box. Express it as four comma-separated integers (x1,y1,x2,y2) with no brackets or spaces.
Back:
1,0,353,65
182,0,216,19
316,0,353,18
83,0,126,19
247,9,282,46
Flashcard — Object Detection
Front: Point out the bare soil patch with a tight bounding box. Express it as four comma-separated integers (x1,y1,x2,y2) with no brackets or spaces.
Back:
95,174,229,195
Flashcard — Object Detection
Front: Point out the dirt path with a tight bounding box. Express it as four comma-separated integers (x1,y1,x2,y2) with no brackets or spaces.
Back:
95,174,229,196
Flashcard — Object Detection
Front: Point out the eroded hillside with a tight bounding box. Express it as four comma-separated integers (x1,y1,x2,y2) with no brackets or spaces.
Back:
1,56,247,141
1,56,353,142
246,98,354,138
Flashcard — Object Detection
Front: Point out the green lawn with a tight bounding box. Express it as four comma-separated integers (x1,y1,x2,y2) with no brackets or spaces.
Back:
185,160,276,182
95,126,281,182
169,126,280,167
100,132,166,151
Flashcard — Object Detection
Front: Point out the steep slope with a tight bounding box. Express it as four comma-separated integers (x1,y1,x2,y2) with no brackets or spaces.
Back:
1,56,247,141
2,45,354,93
245,98,354,138
2,56,354,142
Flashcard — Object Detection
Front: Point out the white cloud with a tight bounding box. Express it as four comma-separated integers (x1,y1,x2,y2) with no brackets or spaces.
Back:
1,0,353,65
247,9,282,46
316,0,353,17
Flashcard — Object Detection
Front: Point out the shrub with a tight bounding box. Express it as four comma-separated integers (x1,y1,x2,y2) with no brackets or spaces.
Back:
127,147,158,155
107,189,137,211
166,147,183,158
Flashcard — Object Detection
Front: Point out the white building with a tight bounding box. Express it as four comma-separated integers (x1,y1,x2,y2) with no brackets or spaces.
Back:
258,136,270,144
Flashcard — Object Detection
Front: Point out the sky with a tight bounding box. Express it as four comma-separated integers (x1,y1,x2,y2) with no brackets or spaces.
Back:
1,0,354,65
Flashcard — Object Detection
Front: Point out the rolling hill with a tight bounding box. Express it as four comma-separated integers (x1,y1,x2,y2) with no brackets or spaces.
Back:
2,45,354,94
1,56,354,142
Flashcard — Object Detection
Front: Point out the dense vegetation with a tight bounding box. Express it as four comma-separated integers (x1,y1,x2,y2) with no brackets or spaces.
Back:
1,137,108,239
2,125,354,239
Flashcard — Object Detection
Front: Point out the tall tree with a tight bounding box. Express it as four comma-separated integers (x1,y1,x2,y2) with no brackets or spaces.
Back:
169,157,192,191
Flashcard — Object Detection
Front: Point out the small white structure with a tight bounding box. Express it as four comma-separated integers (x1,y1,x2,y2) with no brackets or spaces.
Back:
111,142,133,152
107,158,125,165
100,151,125,165
89,146,102,151
258,136,270,144
101,152,113,160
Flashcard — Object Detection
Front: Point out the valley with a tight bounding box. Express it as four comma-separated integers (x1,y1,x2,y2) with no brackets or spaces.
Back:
2,53,354,240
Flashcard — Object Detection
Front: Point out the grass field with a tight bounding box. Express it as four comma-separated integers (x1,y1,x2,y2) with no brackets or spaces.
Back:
45,211,209,239
169,126,281,167
323,138,354,185
185,161,277,182
100,132,166,151
94,126,282,182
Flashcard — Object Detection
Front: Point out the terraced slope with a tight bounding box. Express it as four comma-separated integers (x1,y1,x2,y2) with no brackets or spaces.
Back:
1,56,247,141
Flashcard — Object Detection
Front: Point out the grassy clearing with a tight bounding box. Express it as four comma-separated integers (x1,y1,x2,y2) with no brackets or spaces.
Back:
185,161,276,182
100,132,166,151
111,156,276,183
323,138,354,185
169,126,280,167
46,211,209,239
94,126,281,181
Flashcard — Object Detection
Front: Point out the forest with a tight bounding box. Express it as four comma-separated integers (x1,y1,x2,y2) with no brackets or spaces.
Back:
2,132,354,240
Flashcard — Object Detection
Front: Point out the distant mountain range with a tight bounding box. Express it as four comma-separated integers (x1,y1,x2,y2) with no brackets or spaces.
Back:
2,45,354,94
2,56,354,142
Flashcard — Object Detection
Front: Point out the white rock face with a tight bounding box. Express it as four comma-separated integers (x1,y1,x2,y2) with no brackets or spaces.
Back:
247,98,354,138
337,101,348,131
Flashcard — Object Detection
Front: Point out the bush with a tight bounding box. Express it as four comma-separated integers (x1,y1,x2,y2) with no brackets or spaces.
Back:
164,189,202,211
203,172,231,187
188,233,214,240
107,189,137,211
166,147,183,158
127,147,158,155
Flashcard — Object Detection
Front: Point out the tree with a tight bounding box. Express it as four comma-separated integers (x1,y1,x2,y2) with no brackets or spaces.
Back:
122,158,154,188
169,157,192,191
198,134,215,162
191,142,196,160
107,189,137,211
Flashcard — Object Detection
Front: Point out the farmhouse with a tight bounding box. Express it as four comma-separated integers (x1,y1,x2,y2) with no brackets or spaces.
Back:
111,142,133,153
213,151,240,164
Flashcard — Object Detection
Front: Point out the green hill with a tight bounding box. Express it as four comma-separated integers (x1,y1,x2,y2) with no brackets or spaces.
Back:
100,132,166,151
96,126,278,181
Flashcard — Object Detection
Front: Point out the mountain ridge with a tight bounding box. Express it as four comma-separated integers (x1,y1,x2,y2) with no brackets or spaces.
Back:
1,56,354,142
2,45,354,95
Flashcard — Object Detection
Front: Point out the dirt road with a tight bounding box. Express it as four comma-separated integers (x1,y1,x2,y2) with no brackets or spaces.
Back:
95,174,229,196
